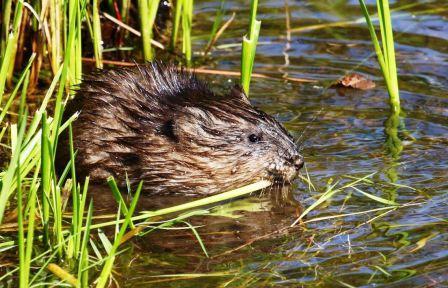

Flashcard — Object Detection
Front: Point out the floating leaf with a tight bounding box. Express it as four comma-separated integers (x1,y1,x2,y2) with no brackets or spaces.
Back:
332,73,375,90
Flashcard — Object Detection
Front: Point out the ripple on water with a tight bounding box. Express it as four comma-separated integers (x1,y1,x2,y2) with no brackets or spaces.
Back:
117,0,448,286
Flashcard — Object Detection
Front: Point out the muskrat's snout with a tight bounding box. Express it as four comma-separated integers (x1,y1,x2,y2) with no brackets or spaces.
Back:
283,154,304,181
277,154,304,183
293,155,305,171
267,152,304,183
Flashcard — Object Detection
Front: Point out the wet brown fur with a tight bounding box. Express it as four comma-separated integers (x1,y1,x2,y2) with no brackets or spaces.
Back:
58,62,303,195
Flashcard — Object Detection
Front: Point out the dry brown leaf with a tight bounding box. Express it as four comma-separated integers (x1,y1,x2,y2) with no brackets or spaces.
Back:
333,73,375,90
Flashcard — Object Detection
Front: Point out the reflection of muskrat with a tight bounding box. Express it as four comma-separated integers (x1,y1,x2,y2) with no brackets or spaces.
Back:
58,62,304,195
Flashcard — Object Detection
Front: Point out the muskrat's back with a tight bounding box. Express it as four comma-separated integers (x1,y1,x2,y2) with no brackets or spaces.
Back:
58,62,304,195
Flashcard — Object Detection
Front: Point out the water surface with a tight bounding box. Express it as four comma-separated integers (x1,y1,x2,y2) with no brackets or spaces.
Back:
111,0,448,286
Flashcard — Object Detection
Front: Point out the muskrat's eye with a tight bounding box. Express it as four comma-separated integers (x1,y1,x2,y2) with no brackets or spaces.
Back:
248,134,261,143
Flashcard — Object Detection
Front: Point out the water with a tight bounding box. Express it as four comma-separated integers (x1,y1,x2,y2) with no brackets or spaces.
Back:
109,0,448,286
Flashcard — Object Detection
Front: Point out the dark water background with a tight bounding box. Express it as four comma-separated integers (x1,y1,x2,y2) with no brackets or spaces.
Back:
99,0,448,286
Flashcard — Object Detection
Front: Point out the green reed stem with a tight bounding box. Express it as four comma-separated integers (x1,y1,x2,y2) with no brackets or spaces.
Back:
49,0,63,74
92,0,103,68
240,0,261,96
121,0,131,23
23,169,38,286
1,0,13,58
171,0,183,49
41,112,51,246
17,143,25,287
139,0,160,61
0,0,24,104
52,0,81,147
17,129,32,288
358,0,400,114
182,0,193,65
5,0,24,86
17,72,33,287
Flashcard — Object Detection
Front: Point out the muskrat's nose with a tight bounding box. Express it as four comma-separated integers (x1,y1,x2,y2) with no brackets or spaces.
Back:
293,155,304,171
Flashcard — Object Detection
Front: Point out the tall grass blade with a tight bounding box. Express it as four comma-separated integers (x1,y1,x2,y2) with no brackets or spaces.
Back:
95,181,143,288
0,118,27,224
0,33,15,102
89,180,271,230
67,123,82,260
107,176,135,229
0,54,35,124
24,169,39,285
17,134,25,287
78,200,94,287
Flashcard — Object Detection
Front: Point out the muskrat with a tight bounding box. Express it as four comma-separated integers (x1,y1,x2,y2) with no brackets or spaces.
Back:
58,62,304,195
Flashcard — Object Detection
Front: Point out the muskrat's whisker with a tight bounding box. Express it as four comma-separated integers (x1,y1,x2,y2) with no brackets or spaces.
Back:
294,107,325,146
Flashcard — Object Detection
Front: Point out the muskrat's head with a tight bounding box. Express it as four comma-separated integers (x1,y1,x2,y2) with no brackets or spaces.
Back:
64,63,304,195
171,85,304,185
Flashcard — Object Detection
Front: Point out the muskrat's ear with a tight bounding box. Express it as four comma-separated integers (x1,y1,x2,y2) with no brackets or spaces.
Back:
160,119,179,142
230,85,250,105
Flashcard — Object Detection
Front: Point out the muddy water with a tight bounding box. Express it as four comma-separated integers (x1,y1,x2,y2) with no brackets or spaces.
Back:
107,0,448,286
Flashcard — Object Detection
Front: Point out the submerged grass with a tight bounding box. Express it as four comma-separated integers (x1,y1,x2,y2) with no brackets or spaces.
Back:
95,181,142,288
134,169,424,286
